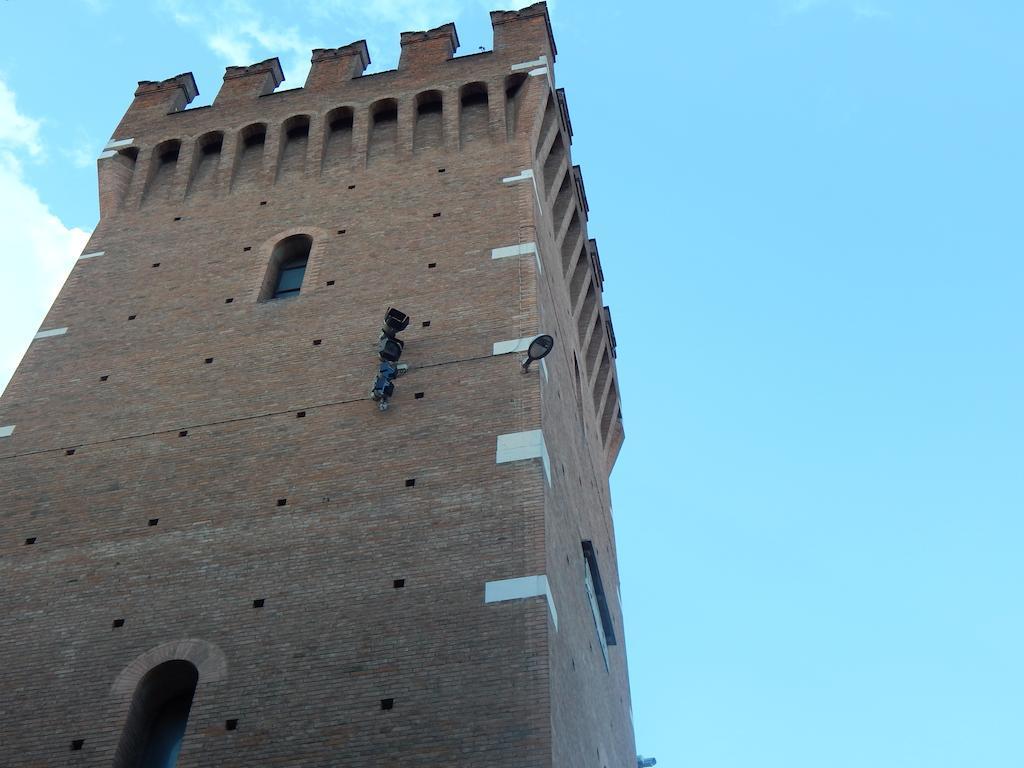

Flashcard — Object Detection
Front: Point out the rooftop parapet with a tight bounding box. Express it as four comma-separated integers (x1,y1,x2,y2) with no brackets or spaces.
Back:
399,23,460,69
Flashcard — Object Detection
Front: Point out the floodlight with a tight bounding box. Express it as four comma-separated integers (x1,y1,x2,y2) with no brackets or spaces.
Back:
382,307,409,337
521,334,555,372
378,336,404,363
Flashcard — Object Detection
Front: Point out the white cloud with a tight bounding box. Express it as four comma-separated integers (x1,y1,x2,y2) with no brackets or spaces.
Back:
0,80,90,395
63,137,99,169
309,0,465,31
207,31,254,66
0,79,43,158
162,0,324,87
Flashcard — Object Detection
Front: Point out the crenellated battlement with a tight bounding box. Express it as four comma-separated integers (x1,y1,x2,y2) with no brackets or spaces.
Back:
109,3,554,145
100,2,561,223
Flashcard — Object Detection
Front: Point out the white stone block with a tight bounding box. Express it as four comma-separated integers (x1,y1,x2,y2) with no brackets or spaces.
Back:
492,337,535,356
484,574,558,628
496,429,550,484
501,168,534,184
491,242,537,260
510,55,547,72
33,327,68,340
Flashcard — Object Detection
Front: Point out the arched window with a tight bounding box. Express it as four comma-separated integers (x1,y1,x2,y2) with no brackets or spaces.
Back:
263,234,313,300
114,660,198,768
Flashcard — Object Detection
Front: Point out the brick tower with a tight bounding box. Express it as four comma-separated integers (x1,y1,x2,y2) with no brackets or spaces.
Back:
0,3,632,766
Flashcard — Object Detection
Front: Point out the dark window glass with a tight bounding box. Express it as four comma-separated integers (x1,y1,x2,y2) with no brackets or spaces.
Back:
273,259,307,298
582,540,617,646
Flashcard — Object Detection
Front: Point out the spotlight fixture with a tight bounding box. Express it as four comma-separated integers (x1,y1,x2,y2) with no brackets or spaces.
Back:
521,334,555,372
378,336,404,363
382,307,409,336
371,307,409,410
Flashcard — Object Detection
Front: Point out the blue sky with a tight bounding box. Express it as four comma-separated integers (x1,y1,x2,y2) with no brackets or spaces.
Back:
2,1,1023,766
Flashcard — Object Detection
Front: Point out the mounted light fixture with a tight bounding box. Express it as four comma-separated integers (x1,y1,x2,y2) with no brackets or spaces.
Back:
378,336,404,363
382,307,409,336
522,334,555,372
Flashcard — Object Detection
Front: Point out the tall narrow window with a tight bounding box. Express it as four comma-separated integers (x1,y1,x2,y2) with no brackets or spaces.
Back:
263,234,313,301
114,660,198,768
582,541,617,671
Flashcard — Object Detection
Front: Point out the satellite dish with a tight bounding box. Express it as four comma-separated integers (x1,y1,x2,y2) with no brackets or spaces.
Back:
522,334,554,371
